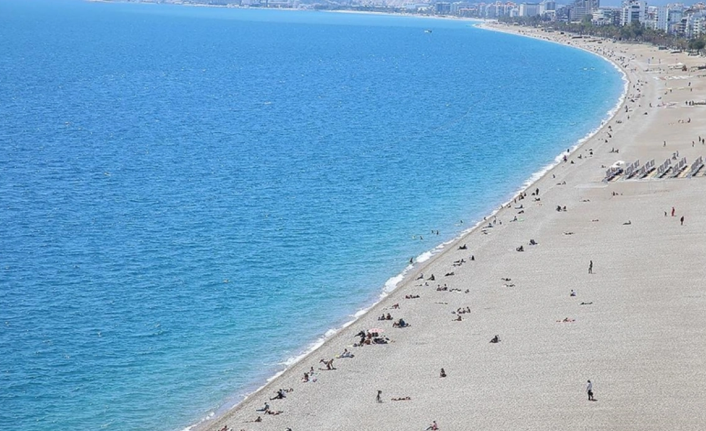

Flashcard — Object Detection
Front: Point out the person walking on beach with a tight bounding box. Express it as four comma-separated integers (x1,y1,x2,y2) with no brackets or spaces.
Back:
587,380,595,401
680,216,684,226
376,390,383,403
672,207,676,217
588,260,593,274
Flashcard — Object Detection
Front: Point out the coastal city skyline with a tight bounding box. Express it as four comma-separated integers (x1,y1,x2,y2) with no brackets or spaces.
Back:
97,0,700,6
98,0,706,39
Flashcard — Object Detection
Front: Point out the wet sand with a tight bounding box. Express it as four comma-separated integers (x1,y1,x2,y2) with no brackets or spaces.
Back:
200,24,706,431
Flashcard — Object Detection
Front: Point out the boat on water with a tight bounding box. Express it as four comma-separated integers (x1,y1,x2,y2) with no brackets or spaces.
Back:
424,29,432,33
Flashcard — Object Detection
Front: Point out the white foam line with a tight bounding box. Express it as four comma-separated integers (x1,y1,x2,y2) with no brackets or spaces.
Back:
475,22,628,201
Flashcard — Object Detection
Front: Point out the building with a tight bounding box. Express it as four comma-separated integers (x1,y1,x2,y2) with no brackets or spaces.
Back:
621,0,646,26
450,2,473,15
695,15,706,37
539,0,556,14
435,2,452,14
569,0,600,22
668,8,684,34
592,7,621,25
484,2,515,18
519,2,540,16
656,7,669,31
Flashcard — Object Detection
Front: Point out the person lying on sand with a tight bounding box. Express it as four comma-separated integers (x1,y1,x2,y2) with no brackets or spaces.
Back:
391,396,412,401
557,318,575,323
393,318,410,328
339,348,354,358
266,410,283,415
271,389,286,400
405,295,420,299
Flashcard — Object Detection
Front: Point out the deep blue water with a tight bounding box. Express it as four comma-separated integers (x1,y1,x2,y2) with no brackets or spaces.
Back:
0,2,624,430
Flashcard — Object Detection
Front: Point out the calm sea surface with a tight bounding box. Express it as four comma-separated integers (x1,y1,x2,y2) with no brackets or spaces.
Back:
0,1,624,430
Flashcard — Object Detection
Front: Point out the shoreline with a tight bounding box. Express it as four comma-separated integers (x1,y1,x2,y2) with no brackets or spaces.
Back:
200,20,706,429
191,23,636,431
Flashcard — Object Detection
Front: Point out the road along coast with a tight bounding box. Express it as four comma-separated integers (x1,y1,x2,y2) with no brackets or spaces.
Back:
199,23,706,431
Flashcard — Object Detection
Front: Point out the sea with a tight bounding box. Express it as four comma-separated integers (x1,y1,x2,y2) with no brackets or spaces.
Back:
0,1,625,430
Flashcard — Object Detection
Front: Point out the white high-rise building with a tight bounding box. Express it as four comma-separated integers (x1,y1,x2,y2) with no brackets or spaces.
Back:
569,0,600,23
657,7,669,31
519,3,541,17
668,9,684,34
539,0,556,14
695,16,706,37
621,0,646,26
644,6,660,29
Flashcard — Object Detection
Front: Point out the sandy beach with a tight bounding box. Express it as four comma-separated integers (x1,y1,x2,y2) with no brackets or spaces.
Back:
199,23,706,431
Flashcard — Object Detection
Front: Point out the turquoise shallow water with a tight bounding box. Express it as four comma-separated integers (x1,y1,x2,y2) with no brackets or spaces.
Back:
0,2,624,430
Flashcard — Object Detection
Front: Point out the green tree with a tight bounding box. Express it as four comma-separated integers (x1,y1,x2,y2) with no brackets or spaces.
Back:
688,38,705,54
